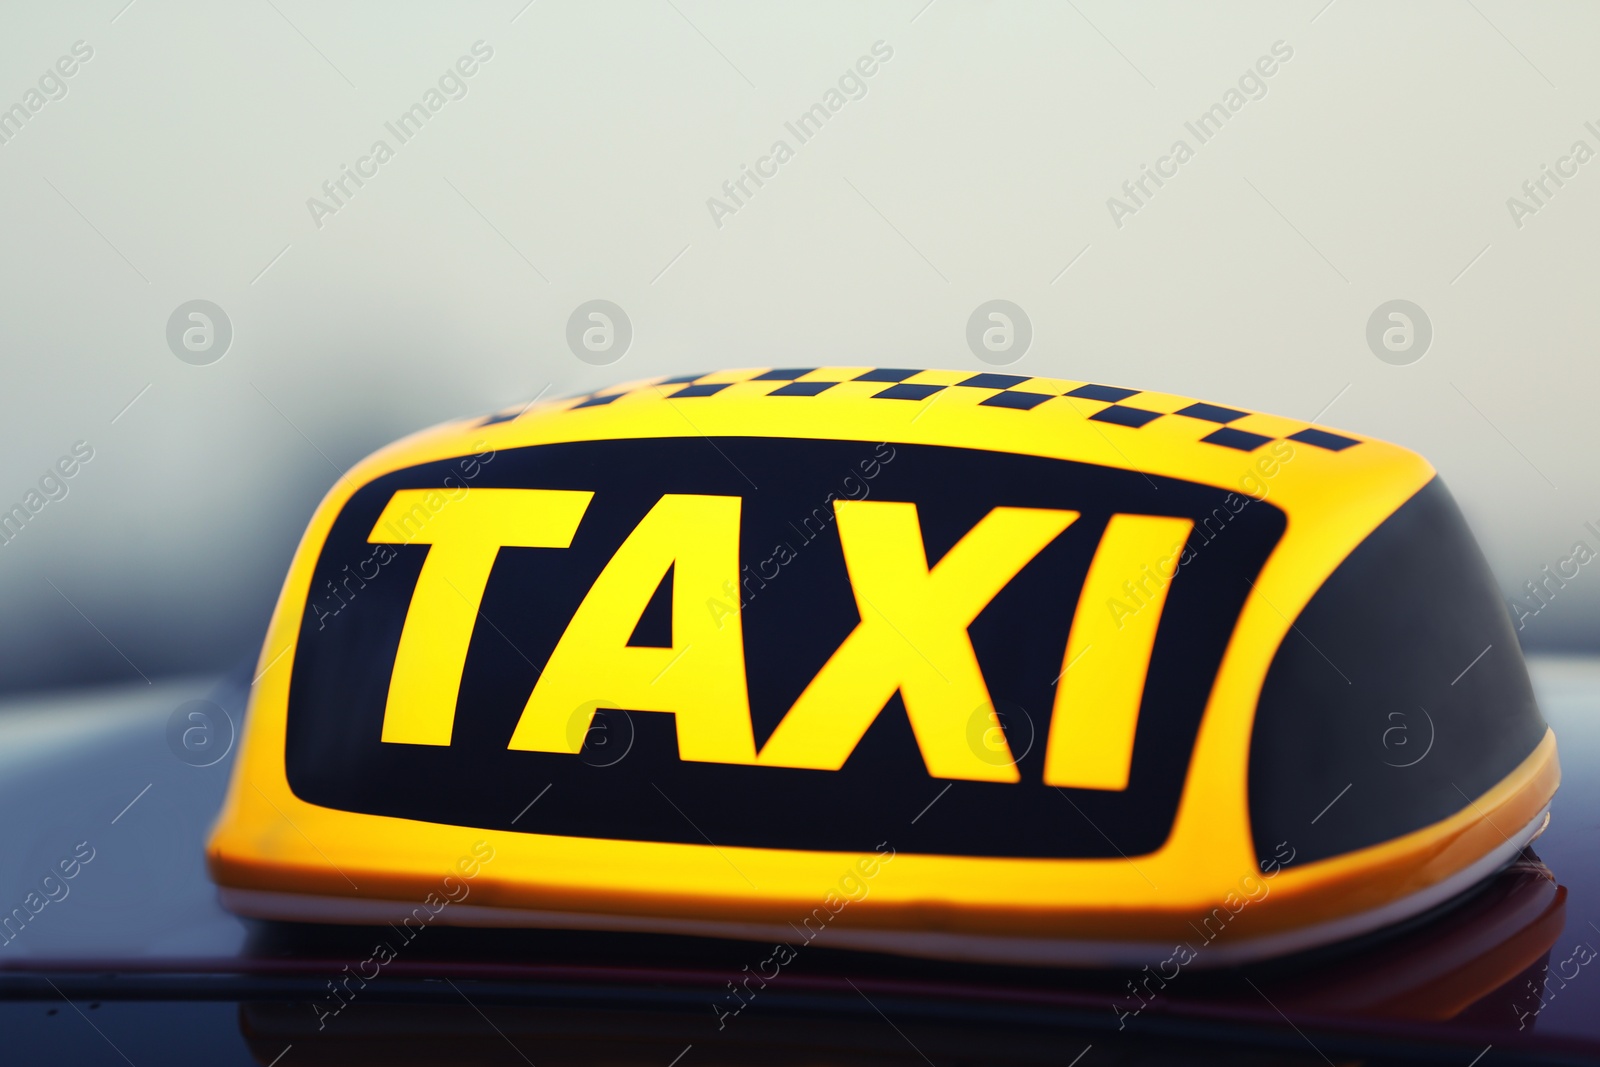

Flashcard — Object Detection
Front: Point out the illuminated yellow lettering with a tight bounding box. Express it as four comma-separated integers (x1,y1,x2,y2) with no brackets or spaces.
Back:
509,494,758,764
758,501,1077,781
370,488,593,746
1044,514,1194,790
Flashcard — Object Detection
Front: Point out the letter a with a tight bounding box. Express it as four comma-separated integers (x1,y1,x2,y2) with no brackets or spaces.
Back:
509,494,759,764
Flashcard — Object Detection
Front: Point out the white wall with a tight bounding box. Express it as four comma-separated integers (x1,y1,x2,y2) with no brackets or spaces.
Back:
0,0,1596,691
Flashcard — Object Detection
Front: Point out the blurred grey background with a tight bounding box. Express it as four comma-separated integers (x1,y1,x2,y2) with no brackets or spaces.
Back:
1,0,1597,694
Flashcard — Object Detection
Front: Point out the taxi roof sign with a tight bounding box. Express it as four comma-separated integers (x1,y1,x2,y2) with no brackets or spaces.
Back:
208,367,1557,966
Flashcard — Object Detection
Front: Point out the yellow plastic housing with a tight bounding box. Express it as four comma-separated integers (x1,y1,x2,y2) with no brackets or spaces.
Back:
207,367,1557,966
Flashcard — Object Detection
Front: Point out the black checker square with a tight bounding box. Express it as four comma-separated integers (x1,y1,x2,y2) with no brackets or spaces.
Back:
1177,402,1248,424
1089,405,1163,429
670,383,731,399
853,369,921,383
960,373,1031,390
573,393,624,409
872,383,945,402
1203,427,1274,452
1067,383,1140,403
753,368,816,381
770,381,838,397
980,390,1053,411
1288,428,1361,452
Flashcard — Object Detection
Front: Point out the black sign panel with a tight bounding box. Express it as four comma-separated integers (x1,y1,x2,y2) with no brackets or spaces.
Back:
285,438,1283,858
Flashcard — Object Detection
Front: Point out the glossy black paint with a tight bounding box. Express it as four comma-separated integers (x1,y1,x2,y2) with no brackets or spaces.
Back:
1248,478,1548,865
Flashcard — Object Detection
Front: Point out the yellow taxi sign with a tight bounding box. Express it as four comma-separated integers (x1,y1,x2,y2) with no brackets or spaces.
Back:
209,367,1557,965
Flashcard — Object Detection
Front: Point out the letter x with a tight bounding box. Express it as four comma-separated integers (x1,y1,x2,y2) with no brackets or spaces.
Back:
758,501,1076,781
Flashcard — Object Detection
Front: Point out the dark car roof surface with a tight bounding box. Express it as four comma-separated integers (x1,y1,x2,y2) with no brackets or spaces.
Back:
0,659,1597,1066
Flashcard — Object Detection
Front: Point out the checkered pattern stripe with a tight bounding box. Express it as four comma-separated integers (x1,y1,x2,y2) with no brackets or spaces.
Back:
486,369,1362,455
